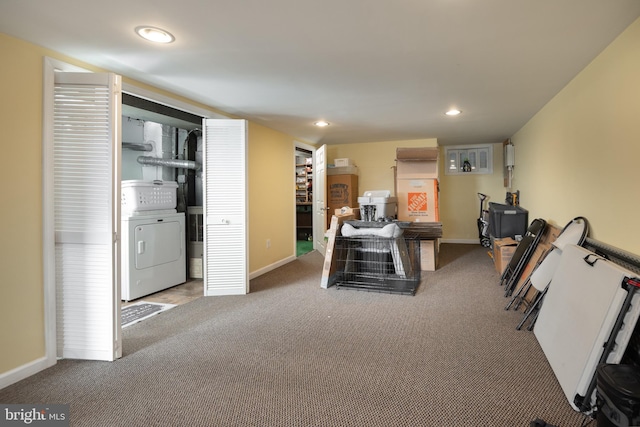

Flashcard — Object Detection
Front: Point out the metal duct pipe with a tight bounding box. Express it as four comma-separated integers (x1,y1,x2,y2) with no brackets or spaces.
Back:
123,142,153,151
137,156,201,170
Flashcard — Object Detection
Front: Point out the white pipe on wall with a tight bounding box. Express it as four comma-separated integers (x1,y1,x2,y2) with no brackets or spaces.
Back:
123,142,153,151
136,156,201,170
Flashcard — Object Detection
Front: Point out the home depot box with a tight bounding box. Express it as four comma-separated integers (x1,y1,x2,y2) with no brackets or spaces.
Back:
327,174,358,227
396,178,439,222
493,237,518,274
420,239,440,271
395,147,439,180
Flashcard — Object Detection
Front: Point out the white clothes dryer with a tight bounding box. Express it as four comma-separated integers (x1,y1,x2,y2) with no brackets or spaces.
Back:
121,211,186,301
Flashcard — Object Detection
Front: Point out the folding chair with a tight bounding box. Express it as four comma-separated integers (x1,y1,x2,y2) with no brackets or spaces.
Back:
501,218,547,297
505,248,551,311
516,216,589,330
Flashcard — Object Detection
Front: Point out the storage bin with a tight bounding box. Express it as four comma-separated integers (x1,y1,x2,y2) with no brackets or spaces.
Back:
596,364,640,427
358,191,397,221
334,158,354,167
488,203,528,239
327,165,358,175
121,180,178,212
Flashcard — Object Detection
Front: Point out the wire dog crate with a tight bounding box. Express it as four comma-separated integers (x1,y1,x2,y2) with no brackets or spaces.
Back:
334,234,421,295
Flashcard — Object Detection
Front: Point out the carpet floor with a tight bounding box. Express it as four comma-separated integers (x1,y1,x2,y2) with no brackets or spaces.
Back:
296,240,314,257
0,244,592,427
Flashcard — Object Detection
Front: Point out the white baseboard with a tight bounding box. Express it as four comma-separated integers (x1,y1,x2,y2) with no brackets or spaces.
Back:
249,255,296,280
0,356,55,390
440,238,481,244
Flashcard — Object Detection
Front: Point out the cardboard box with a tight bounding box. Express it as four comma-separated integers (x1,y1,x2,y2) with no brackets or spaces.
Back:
320,213,355,289
420,239,440,271
493,237,518,274
334,207,361,219
327,174,358,227
396,147,439,161
396,178,439,222
395,147,439,180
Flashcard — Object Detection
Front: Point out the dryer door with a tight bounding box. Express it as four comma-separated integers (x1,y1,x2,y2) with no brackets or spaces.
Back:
135,220,183,269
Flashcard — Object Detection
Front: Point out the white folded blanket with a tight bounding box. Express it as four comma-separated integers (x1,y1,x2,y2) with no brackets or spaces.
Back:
340,223,403,238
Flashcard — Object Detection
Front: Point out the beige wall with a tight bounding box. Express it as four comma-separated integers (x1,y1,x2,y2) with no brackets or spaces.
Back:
438,143,506,242
0,33,298,376
326,139,507,242
0,34,46,372
326,138,437,195
3,14,640,383
247,123,297,271
325,16,640,250
512,17,640,255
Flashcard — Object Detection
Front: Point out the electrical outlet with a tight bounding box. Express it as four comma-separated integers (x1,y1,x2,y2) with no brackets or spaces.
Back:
266,239,271,249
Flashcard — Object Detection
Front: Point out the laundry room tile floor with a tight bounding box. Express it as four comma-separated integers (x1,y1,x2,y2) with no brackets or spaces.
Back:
122,279,203,307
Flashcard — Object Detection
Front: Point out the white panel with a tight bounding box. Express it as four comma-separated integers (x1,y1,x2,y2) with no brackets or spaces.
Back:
313,145,327,256
534,245,638,411
121,213,186,301
203,119,248,296
54,72,121,361
478,148,489,170
134,220,182,269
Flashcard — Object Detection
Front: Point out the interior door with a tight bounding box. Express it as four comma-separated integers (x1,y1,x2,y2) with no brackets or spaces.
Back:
314,144,328,256
203,119,248,295
53,72,122,360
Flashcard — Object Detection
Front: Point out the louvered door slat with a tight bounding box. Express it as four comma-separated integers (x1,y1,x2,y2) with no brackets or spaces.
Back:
203,119,248,296
53,73,121,360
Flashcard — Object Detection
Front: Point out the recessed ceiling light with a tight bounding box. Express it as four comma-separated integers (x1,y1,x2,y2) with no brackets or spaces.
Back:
445,109,461,116
314,121,330,127
135,26,175,44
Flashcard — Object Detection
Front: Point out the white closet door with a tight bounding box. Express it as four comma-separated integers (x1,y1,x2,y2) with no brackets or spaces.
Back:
203,119,248,295
313,144,327,256
53,72,122,360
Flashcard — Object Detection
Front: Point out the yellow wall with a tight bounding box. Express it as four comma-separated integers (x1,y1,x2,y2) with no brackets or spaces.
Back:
3,13,640,383
0,33,297,376
0,34,46,372
327,138,508,242
512,17,640,255
247,123,296,270
325,17,640,250
438,143,506,242
327,138,437,194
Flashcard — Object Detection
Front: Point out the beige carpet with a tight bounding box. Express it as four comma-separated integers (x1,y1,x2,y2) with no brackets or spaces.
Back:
0,244,591,426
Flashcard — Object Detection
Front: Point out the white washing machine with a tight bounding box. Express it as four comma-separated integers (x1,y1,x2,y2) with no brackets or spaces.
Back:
121,210,186,301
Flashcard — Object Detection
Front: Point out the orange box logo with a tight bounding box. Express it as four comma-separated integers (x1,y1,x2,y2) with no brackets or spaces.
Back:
407,192,428,212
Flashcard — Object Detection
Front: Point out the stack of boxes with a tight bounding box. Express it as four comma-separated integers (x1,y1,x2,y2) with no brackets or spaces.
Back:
327,158,359,227
395,147,441,271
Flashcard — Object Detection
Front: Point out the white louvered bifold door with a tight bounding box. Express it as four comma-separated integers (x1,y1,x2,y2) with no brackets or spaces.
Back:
203,119,248,296
313,144,327,256
53,72,122,360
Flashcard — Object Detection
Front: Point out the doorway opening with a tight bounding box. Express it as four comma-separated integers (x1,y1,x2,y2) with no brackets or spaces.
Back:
120,94,205,309
295,146,314,256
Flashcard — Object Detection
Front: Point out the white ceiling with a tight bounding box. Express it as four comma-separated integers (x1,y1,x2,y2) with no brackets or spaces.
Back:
2,0,639,146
